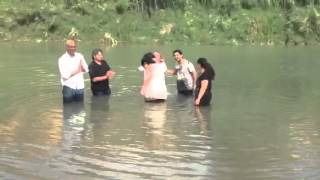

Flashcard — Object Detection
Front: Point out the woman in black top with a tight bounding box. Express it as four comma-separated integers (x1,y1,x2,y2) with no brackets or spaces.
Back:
88,48,115,96
194,58,215,106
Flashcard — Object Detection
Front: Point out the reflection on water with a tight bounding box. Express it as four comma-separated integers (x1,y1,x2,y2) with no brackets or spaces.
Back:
176,93,194,108
62,102,86,152
144,102,167,130
194,106,212,135
89,95,110,122
143,102,175,150
1,44,320,179
285,116,320,179
63,102,86,124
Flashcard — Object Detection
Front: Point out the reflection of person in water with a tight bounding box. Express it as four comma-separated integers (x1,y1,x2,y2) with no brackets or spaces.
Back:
143,102,174,150
144,103,167,129
62,102,86,148
63,102,85,124
194,106,212,135
86,96,110,143
89,95,110,123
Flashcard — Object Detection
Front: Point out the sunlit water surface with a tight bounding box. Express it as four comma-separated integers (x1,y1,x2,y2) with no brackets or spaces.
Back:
0,43,320,179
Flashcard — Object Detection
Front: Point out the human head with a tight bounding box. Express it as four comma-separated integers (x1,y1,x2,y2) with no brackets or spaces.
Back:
141,52,155,67
173,49,184,63
197,57,215,80
66,39,77,56
197,57,208,68
153,51,161,63
91,48,104,61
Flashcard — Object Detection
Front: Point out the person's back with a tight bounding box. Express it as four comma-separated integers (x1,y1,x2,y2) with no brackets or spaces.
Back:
148,62,167,100
140,52,167,101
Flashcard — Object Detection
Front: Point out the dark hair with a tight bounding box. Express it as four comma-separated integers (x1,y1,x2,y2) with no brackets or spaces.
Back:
173,49,183,55
91,48,103,61
197,58,215,80
141,52,155,66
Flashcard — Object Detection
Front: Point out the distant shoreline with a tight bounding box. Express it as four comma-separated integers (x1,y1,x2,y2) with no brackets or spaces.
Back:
1,1,320,46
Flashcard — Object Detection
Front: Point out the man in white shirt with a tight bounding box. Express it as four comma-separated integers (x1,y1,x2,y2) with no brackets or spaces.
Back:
58,39,88,103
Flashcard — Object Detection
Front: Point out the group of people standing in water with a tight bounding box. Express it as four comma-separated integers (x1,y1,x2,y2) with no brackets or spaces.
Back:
58,39,215,106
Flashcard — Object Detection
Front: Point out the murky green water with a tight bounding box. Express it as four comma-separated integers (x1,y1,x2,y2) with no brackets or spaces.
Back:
0,42,320,179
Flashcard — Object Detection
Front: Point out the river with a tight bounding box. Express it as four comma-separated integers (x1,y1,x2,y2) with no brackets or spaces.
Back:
0,42,319,179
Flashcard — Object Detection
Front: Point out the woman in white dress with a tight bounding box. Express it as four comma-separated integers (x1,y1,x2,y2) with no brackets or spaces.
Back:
140,52,167,102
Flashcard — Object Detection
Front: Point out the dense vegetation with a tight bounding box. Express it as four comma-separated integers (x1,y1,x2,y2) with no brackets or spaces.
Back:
1,0,320,45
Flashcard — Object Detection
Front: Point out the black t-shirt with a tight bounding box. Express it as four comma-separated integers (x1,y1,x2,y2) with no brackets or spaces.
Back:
88,60,111,95
195,72,212,105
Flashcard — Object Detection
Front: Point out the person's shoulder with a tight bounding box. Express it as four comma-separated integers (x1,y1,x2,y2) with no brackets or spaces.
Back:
75,51,84,55
186,60,195,71
102,60,111,67
58,52,68,62
186,59,194,66
74,52,83,56
88,61,95,67
202,72,212,80
74,52,85,59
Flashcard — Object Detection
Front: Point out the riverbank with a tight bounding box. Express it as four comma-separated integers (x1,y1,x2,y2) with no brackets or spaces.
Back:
1,0,320,46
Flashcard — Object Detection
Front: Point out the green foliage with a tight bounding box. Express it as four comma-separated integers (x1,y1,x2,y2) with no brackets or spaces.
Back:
0,0,320,45
285,6,320,44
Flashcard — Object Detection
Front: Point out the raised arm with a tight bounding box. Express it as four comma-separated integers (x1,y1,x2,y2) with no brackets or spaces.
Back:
165,68,176,75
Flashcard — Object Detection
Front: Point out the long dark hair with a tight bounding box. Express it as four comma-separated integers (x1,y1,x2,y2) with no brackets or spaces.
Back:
141,52,155,66
197,58,215,80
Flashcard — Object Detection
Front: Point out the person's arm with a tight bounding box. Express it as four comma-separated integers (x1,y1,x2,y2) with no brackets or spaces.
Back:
141,69,152,95
191,70,197,90
166,64,178,75
90,61,114,82
69,57,87,79
195,80,208,106
188,62,197,89
165,68,176,75
92,75,107,82
106,70,115,79
92,70,114,82
59,59,83,81
80,58,89,73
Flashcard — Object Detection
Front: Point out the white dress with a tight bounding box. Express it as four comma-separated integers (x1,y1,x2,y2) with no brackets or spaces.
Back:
144,62,167,100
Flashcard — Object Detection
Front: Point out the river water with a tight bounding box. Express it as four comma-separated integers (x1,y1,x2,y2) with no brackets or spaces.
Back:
0,42,319,179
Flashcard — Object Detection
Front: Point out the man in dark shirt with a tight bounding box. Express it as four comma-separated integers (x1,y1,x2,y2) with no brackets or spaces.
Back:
88,48,115,96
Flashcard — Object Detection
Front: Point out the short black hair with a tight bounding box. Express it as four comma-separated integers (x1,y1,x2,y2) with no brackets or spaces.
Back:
173,49,183,55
